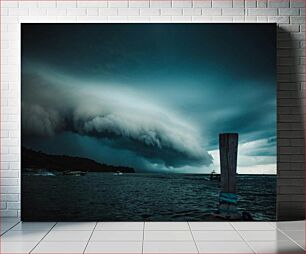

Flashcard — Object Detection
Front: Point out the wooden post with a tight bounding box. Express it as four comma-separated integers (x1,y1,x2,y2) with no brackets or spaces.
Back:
217,133,240,220
219,133,238,193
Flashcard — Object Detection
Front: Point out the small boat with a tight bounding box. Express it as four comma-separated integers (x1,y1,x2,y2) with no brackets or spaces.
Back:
113,171,123,176
210,170,221,181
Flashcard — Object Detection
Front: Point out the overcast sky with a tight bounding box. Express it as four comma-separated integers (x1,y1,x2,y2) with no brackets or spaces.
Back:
22,24,276,174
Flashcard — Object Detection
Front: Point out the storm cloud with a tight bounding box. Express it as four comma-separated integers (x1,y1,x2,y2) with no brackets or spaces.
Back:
22,72,213,169
22,24,276,174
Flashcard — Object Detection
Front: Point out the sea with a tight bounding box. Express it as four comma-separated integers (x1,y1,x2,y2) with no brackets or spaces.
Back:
22,172,276,221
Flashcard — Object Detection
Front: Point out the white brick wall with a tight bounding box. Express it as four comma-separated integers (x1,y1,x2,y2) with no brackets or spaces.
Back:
0,0,305,219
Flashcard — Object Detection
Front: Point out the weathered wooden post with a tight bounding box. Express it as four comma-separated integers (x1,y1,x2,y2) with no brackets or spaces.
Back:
218,133,241,220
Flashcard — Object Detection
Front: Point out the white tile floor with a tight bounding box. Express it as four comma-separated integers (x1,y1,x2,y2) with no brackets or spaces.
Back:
0,219,304,253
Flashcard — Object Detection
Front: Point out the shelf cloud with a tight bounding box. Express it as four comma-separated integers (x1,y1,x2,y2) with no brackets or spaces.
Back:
22,72,213,169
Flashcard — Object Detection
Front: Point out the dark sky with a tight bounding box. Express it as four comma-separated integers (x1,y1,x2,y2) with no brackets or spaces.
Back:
22,24,276,174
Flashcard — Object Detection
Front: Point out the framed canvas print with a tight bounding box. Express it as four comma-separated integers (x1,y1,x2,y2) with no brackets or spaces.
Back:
21,23,276,221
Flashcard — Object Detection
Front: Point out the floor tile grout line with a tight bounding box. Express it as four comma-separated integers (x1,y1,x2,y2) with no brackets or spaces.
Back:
229,221,237,231
0,220,21,236
142,222,145,254
29,222,58,254
230,222,256,254
276,227,306,250
268,221,277,229
187,221,200,254
83,221,97,254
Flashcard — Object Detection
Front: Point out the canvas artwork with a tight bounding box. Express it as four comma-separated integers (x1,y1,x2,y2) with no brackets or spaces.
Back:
21,24,276,221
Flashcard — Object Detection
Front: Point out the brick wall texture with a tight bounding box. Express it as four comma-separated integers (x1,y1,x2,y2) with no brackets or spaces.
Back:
0,0,305,220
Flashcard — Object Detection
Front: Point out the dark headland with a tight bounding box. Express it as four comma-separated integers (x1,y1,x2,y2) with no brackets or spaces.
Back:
21,146,135,173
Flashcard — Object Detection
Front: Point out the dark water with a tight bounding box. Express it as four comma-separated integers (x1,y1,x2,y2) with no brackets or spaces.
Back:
22,172,276,221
